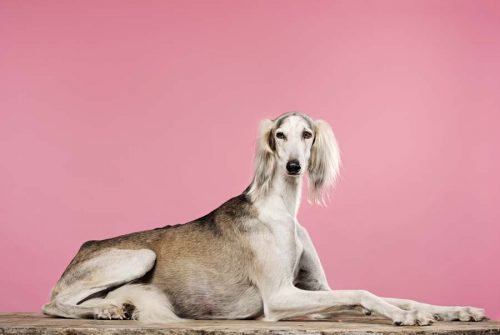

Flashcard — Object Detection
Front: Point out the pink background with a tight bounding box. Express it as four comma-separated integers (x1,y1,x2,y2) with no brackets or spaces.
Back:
1,0,499,319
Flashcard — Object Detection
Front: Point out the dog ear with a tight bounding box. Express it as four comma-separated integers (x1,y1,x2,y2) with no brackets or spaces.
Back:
307,119,341,205
247,119,276,201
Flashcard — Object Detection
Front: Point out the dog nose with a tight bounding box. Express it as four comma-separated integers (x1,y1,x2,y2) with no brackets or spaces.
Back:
286,160,301,175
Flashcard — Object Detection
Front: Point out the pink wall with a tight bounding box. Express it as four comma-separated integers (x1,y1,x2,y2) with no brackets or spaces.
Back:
1,0,499,319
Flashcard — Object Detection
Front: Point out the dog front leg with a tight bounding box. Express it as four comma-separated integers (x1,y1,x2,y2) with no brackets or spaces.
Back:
263,287,435,325
294,224,331,291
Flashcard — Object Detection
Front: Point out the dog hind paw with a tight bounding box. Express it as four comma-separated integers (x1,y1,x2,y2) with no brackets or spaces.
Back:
93,304,136,320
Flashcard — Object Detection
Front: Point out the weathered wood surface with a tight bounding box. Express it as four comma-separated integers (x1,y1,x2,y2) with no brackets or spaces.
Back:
0,313,499,335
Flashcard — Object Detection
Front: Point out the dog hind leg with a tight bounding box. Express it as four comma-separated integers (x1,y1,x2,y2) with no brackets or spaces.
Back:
42,248,179,322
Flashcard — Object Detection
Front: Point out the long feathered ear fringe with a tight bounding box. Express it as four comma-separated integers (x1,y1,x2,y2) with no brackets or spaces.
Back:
307,119,341,206
247,119,276,202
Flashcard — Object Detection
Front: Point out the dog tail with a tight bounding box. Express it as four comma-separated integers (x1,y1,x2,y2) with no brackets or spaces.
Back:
106,283,183,323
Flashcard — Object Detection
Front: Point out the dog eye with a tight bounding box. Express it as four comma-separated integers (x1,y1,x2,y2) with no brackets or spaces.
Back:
302,131,312,139
276,132,286,140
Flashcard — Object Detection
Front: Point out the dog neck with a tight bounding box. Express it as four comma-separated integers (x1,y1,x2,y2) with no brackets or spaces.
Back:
266,173,302,218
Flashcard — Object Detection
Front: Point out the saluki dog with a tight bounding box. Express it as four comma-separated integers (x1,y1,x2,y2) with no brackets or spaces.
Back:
43,112,487,325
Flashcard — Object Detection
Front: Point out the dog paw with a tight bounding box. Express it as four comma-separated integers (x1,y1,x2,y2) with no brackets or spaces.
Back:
393,310,434,326
93,304,134,320
456,307,488,322
433,306,487,322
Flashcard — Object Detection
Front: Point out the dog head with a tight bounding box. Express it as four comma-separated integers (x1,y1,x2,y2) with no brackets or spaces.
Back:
248,112,341,205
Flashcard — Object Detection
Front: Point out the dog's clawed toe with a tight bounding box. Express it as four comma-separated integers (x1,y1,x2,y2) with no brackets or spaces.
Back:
122,303,136,320
433,313,443,321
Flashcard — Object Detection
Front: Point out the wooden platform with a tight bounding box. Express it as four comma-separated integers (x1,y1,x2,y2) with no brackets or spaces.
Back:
1,313,499,335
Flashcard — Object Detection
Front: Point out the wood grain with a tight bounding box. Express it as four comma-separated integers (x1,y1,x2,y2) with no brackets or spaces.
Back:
1,312,499,335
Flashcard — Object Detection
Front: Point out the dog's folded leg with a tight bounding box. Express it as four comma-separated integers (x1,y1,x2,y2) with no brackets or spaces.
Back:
42,247,180,322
